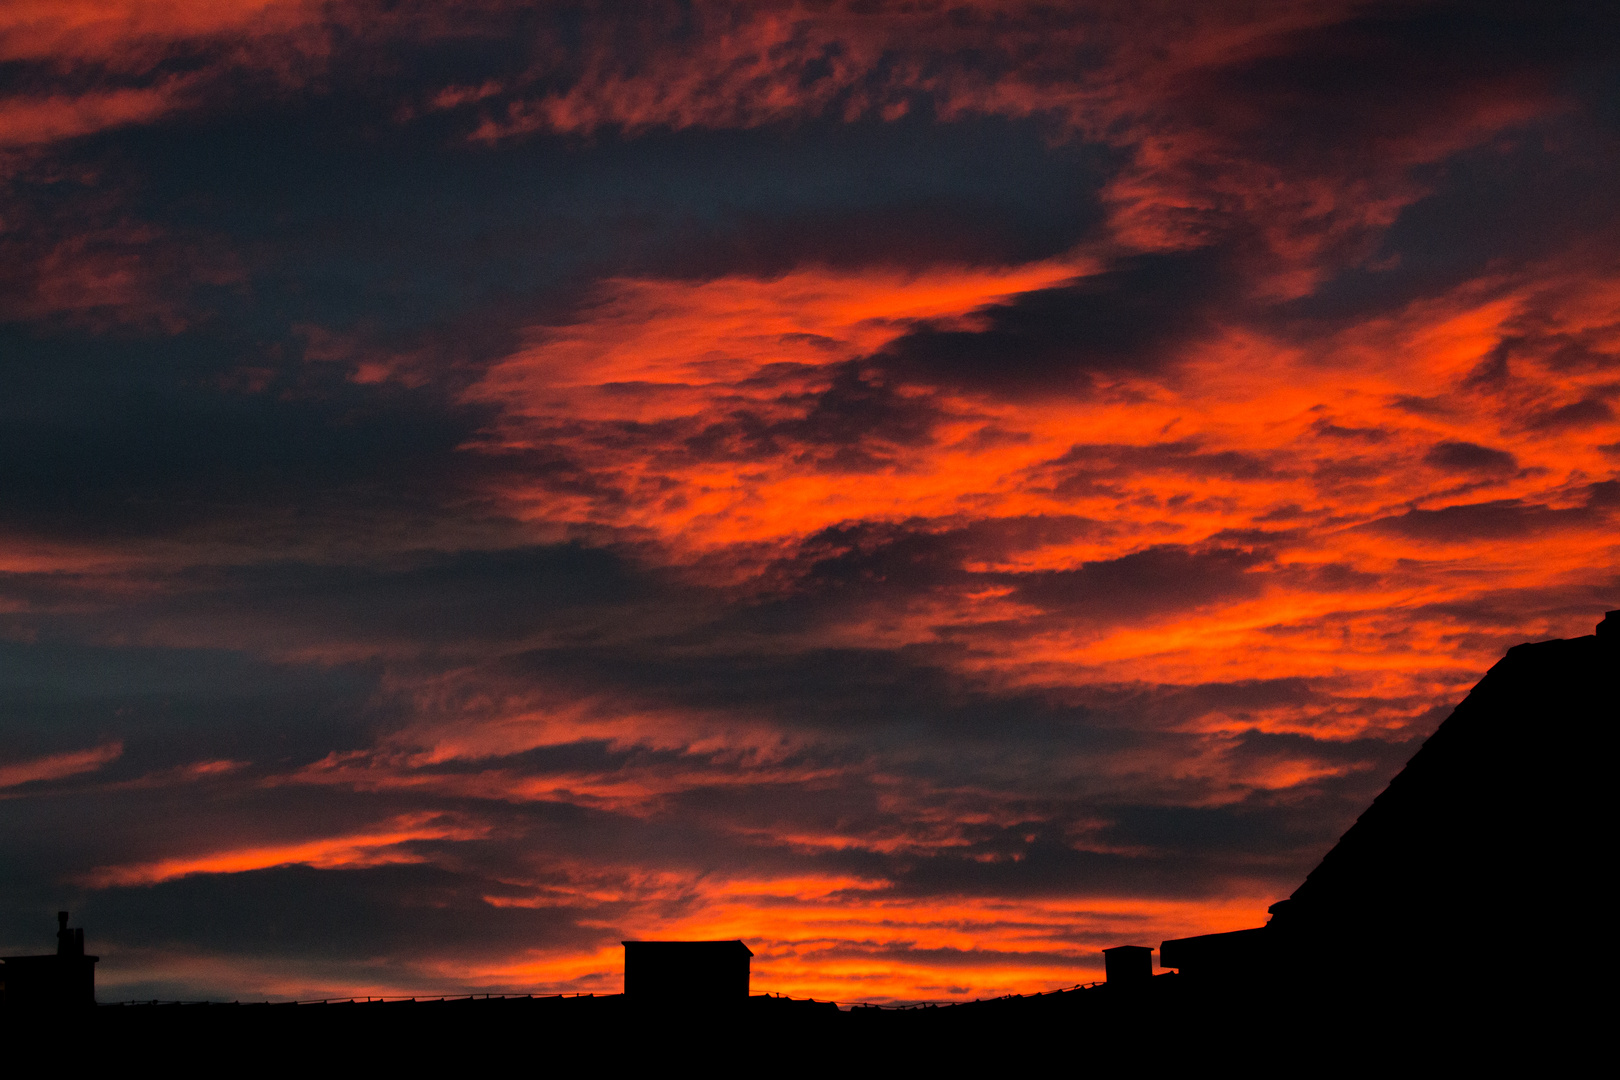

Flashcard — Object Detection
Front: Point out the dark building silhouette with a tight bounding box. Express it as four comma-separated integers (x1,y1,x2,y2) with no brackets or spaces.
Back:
1,912,98,1007
622,940,752,998
1160,609,1617,991
1102,945,1153,985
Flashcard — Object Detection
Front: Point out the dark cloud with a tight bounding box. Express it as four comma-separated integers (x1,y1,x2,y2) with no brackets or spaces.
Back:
612,116,1112,279
0,324,494,543
1525,396,1616,431
1136,2,1620,278
1038,440,1279,499
0,640,374,773
1368,482,1619,542
684,516,1107,634
90,862,610,962
1098,798,1337,864
1010,547,1269,620
157,543,667,648
1423,440,1518,475
501,641,1114,753
1174,3,1612,165
873,251,1229,396
1213,8,1620,330
676,363,943,472
877,820,1304,901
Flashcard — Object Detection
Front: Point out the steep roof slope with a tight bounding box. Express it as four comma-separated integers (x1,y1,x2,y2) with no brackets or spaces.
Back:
1167,612,1614,980
1276,618,1612,954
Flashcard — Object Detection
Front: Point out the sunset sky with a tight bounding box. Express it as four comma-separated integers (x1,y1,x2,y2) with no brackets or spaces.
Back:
1,1,1616,1003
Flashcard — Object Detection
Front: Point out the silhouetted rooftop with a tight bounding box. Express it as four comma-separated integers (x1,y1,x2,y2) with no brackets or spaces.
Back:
5,616,1610,1067
1163,611,1615,985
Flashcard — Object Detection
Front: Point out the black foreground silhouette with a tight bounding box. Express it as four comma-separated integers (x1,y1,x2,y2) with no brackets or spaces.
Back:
4,612,1611,1068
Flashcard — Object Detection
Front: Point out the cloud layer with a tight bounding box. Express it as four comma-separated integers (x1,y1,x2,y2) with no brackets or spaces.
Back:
0,0,1615,1002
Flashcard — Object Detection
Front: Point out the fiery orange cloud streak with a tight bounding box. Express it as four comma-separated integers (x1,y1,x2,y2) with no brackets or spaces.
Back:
81,814,487,888
0,85,192,148
465,260,1617,683
0,1,307,59
0,741,122,790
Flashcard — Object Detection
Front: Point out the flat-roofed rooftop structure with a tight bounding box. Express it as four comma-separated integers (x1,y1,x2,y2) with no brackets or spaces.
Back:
622,940,753,999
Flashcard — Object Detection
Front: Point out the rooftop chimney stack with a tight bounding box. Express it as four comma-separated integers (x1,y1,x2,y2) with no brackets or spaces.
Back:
5,911,98,1006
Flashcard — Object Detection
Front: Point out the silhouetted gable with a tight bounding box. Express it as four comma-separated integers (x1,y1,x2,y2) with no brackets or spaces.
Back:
1278,631,1608,943
1161,613,1615,985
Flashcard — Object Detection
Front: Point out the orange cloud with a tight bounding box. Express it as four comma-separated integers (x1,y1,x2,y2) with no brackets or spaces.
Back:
452,252,1618,749
0,1,312,62
0,741,122,789
0,84,191,148
81,813,487,887
0,1,326,149
461,2,1346,143
444,0,1571,290
464,260,1085,547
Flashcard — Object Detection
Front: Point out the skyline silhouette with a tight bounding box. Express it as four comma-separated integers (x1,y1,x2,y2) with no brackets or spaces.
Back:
9,612,1608,1015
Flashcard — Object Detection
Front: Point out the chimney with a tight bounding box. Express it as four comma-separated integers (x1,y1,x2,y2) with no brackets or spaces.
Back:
1598,610,1617,639
1102,945,1154,986
54,911,84,957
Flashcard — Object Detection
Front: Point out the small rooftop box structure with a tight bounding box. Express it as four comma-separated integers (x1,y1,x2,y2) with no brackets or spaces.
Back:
1,912,98,1007
622,940,753,999
1102,945,1153,985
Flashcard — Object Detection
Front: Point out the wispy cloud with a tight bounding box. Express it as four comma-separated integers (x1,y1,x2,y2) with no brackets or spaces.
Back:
81,814,488,888
0,742,122,790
